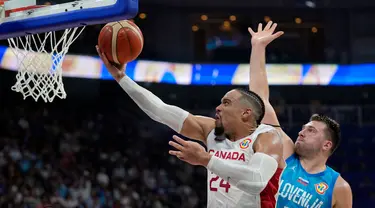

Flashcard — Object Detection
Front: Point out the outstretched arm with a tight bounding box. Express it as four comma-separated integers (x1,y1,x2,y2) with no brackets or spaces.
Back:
248,22,294,159
96,46,215,143
169,132,283,195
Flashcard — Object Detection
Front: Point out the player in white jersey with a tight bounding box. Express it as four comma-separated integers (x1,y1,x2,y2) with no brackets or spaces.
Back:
247,21,353,208
95,24,285,208
201,122,284,207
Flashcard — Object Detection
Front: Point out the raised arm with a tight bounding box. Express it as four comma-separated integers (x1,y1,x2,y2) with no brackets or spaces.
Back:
96,46,215,143
248,22,294,159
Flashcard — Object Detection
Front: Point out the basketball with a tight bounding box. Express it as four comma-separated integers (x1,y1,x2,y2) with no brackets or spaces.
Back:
98,20,143,65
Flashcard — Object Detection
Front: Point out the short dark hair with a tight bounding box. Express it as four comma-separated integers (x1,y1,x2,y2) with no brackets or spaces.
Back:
235,88,265,125
310,114,341,154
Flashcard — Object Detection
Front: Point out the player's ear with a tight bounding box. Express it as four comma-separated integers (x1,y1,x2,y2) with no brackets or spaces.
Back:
322,140,333,151
241,108,252,121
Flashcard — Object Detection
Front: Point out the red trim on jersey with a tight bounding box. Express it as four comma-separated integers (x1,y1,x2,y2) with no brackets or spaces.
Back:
260,168,283,208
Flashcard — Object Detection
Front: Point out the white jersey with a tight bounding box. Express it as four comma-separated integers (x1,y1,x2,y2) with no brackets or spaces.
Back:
206,124,283,208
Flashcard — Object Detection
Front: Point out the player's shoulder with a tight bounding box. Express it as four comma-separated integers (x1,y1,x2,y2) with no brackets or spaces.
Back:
334,176,352,192
333,176,352,200
257,123,277,131
194,115,215,130
254,124,276,138
260,123,294,159
253,125,283,150
332,176,353,207
193,115,216,128
255,124,283,143
190,115,216,140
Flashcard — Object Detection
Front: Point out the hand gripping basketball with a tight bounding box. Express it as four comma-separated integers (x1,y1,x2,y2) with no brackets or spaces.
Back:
96,45,126,82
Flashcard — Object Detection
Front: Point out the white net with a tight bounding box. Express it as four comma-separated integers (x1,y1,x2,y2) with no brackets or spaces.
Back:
8,26,85,102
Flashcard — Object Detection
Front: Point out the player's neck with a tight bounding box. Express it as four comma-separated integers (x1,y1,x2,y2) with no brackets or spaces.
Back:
299,155,328,174
229,125,256,141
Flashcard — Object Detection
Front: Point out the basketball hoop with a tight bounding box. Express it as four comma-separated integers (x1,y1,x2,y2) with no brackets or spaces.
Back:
2,2,85,102
0,0,139,102
8,26,85,102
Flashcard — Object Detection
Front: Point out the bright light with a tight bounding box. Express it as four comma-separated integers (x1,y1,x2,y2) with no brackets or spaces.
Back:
192,25,199,32
311,27,318,33
264,16,271,22
201,15,208,21
223,21,230,27
139,13,146,19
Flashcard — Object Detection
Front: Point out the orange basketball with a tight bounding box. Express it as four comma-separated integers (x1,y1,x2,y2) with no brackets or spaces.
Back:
98,20,143,65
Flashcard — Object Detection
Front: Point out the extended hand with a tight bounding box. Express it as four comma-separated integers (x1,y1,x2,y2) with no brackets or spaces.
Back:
169,135,211,166
96,45,126,82
248,21,284,47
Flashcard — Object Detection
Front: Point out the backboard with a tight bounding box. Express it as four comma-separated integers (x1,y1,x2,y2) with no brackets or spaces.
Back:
0,0,139,39
1,0,139,103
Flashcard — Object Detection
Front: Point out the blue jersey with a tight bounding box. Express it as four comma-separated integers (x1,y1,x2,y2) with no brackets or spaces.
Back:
276,154,339,208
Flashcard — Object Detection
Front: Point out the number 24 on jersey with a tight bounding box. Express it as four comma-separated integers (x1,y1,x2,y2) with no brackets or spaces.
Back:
210,173,231,193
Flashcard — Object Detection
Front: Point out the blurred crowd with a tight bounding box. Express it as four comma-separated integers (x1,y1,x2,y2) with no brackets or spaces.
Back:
0,104,206,208
0,93,374,208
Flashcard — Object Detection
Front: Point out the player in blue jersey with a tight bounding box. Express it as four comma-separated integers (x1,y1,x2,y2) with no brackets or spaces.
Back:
248,21,352,208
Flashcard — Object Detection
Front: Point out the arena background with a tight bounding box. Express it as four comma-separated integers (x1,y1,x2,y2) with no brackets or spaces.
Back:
0,0,374,207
